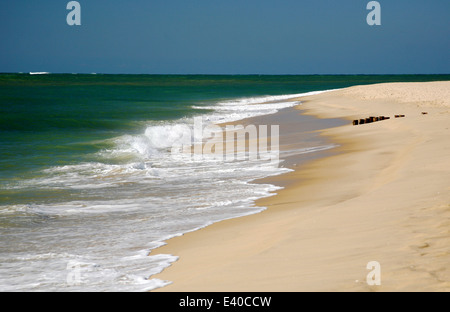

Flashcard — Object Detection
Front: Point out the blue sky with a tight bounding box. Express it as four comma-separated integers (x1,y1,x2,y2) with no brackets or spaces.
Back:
1,0,449,74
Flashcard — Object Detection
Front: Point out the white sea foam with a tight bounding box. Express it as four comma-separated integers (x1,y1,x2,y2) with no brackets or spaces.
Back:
212,90,333,106
193,89,336,124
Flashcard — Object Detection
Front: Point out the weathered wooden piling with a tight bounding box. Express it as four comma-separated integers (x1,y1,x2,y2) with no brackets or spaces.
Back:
354,115,393,126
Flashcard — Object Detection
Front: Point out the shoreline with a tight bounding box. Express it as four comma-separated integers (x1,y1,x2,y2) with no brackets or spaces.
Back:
151,81,450,291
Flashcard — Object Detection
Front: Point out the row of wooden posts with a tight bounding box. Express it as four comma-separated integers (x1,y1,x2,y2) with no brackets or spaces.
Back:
352,115,406,126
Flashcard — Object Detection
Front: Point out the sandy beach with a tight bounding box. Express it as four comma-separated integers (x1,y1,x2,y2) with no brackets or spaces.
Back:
151,81,450,292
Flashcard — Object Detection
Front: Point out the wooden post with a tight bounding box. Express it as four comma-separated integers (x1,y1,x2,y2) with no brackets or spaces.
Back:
353,120,359,126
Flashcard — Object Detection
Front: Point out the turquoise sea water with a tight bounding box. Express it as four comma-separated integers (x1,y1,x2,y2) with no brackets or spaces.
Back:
0,74,448,291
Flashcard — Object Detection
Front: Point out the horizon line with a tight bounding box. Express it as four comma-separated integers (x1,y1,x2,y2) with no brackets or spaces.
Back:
2,72,450,76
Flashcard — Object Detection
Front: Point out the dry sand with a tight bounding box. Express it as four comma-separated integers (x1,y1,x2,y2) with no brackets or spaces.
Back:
151,81,450,292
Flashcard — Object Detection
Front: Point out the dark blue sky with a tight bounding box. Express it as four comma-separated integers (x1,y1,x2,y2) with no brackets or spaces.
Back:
1,0,449,74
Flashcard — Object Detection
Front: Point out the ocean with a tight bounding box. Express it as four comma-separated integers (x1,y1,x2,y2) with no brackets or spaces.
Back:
0,74,448,291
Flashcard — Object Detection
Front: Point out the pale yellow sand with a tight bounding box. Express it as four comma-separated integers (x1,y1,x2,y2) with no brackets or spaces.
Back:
151,81,450,292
